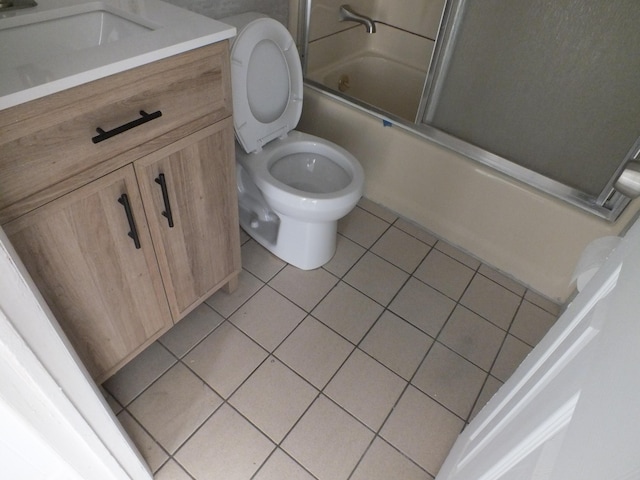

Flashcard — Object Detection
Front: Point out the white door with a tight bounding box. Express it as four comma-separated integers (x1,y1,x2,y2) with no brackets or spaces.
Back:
437,218,640,480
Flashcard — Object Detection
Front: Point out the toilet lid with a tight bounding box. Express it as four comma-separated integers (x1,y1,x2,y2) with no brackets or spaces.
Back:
230,18,303,154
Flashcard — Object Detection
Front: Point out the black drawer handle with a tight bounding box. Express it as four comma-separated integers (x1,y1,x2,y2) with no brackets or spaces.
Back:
92,110,162,144
154,173,174,228
117,194,141,249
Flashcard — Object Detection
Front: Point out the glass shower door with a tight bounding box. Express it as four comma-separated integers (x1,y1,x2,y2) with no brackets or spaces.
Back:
420,0,640,219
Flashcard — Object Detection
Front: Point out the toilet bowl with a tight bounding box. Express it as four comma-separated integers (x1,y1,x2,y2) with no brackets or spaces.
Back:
224,13,364,269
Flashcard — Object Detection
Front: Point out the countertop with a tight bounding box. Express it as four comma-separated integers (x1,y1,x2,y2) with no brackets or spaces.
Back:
0,0,235,110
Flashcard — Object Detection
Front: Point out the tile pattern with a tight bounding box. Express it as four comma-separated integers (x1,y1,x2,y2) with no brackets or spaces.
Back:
103,199,561,479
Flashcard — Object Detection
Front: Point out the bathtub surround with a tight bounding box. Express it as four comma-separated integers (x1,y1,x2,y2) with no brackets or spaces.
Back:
306,22,432,121
299,87,640,303
302,0,444,41
163,0,288,26
303,0,442,122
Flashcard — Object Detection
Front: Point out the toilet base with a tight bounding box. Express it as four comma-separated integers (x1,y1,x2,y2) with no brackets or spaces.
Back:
241,212,338,270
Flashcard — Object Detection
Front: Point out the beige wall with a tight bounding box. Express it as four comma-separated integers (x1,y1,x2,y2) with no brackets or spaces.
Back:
299,88,640,303
293,0,445,40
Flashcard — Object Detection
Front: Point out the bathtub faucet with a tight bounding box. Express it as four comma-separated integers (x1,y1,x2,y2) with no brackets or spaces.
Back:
339,5,376,34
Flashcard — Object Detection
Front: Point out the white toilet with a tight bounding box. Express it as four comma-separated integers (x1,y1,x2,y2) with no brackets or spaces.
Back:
224,12,365,270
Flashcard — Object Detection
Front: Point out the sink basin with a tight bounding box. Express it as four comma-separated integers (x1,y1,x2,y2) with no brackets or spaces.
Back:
0,9,153,67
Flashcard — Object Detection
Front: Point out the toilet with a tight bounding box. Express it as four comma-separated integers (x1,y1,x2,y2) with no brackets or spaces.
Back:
223,13,365,270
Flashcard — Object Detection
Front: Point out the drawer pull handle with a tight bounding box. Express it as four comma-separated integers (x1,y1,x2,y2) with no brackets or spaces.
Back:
117,194,141,249
154,173,174,228
92,110,162,144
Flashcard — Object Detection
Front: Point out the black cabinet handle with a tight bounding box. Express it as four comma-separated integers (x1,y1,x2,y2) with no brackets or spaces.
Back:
154,173,174,228
92,110,162,144
117,194,141,249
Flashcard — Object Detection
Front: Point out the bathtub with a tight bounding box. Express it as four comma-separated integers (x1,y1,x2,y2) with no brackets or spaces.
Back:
306,23,433,122
298,86,640,303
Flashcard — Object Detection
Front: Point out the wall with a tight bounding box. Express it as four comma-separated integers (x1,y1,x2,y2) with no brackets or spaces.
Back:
162,0,289,26
302,0,444,40
299,88,640,303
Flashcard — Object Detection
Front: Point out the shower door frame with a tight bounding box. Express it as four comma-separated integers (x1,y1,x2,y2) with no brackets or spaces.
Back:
298,0,637,221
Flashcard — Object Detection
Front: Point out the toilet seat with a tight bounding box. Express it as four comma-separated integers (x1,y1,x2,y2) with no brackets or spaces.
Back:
230,18,304,154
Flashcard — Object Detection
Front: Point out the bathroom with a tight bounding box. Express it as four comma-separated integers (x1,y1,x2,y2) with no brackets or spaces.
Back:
96,0,639,477
1,0,640,478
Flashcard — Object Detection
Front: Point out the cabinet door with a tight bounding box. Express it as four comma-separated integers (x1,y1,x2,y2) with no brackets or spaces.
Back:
135,118,241,319
4,165,172,381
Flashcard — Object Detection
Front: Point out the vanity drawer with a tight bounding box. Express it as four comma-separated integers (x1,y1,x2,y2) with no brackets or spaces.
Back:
0,41,231,224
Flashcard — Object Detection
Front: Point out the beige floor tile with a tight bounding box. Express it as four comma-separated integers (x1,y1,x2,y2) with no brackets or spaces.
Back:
101,388,122,415
241,239,286,282
184,322,268,398
282,395,374,480
412,343,487,419
254,449,316,480
360,311,433,380
460,274,522,330
205,269,263,318
478,265,527,296
269,265,338,311
434,241,481,269
229,357,318,442
525,289,563,316
380,386,464,476
439,306,506,371
159,303,224,358
116,411,168,473
275,317,354,389
176,404,275,480
389,277,456,337
344,252,409,306
510,300,557,346
371,226,431,273
351,437,433,480
491,334,532,382
239,227,251,244
358,197,399,223
322,234,366,278
229,286,306,351
103,342,176,406
154,459,192,480
394,218,438,246
312,281,384,344
414,249,475,300
325,349,406,430
469,375,503,422
127,363,222,453
338,206,390,248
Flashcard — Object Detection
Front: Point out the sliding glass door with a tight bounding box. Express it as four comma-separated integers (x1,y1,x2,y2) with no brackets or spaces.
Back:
420,0,640,218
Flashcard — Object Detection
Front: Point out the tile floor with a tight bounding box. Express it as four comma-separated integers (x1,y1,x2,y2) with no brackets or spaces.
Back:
102,198,562,480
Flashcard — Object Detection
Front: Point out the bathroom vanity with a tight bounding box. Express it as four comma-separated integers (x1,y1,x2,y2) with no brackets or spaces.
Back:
0,0,240,381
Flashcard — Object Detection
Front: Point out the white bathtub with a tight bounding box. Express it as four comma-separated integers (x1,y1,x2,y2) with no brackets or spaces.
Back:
298,86,640,303
306,23,433,122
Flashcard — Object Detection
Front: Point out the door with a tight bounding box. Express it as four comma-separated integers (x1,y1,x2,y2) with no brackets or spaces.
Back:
135,119,241,319
421,0,640,219
436,217,640,479
4,165,172,380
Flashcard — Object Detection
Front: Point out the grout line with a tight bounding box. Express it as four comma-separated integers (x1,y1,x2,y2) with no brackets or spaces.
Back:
106,201,560,480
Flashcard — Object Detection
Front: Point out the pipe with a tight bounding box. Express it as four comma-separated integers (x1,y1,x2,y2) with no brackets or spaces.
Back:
339,5,376,34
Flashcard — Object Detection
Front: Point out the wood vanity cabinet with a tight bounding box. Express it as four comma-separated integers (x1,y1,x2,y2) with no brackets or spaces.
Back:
0,42,241,381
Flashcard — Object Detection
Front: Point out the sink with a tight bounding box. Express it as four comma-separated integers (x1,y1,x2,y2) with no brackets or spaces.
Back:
0,8,153,67
0,0,236,110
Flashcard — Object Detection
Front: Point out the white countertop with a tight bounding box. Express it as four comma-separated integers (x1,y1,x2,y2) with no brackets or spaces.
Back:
0,0,235,110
